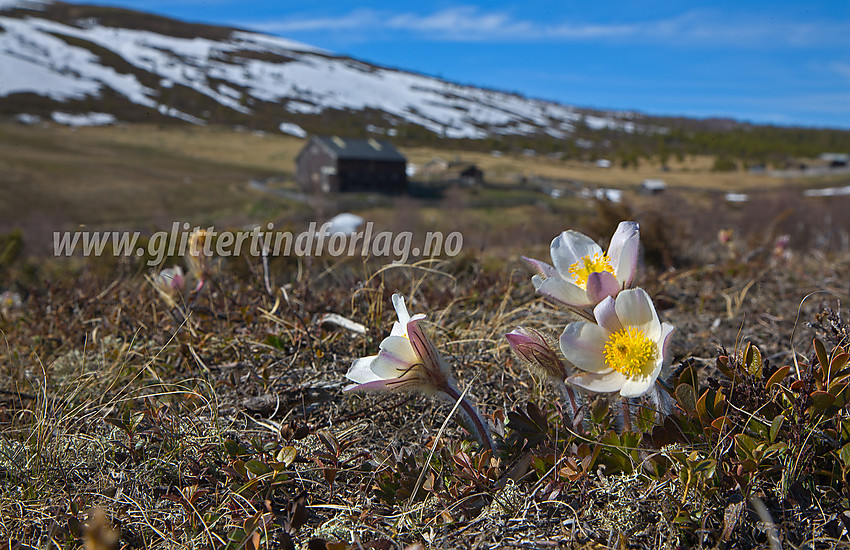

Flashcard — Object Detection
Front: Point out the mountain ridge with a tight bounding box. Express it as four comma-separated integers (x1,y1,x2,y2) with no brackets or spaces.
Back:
0,0,652,141
3,0,849,166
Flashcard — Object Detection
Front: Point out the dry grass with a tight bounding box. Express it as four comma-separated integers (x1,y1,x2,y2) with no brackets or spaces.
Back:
0,123,291,240
3,121,846,245
402,146,818,192
3,188,850,547
4,123,850,548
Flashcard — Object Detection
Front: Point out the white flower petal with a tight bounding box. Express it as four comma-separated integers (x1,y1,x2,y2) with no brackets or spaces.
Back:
608,222,640,286
535,276,591,307
369,336,420,378
550,230,603,277
390,322,406,337
392,293,410,324
523,256,559,279
560,322,608,373
390,294,417,337
615,288,660,340
659,323,675,366
593,296,623,334
346,377,426,392
569,370,627,393
619,373,656,397
390,312,425,338
345,356,382,384
586,271,621,306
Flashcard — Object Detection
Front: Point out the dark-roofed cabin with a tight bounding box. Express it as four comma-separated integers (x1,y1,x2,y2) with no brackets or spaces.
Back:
295,135,407,194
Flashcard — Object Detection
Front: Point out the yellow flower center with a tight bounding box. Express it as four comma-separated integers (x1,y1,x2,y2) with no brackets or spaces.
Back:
568,252,615,289
603,327,657,378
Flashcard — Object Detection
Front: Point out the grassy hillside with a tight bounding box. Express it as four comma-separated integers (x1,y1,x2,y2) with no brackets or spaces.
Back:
1,120,849,263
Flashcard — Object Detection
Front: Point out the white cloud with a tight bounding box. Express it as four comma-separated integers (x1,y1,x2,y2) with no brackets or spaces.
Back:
830,61,850,79
245,6,850,49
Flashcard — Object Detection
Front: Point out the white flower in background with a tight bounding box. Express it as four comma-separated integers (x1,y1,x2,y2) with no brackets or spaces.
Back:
525,221,639,310
153,266,185,295
560,288,674,398
0,290,22,316
346,293,493,450
345,294,448,393
186,228,213,292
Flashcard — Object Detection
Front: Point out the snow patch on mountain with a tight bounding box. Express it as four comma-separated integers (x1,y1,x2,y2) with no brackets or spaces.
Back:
51,111,115,126
0,0,47,11
0,2,645,137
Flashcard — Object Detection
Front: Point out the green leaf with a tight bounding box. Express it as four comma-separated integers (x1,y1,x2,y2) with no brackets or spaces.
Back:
130,412,145,430
814,338,829,370
224,440,247,458
264,334,288,349
745,343,763,378
769,415,784,443
809,390,836,414
711,416,729,432
693,458,717,477
829,352,850,379
104,417,129,433
839,443,850,468
232,460,248,480
317,431,339,456
675,383,697,414
679,363,699,388
827,378,849,396
715,356,740,382
590,398,609,425
734,433,757,460
245,459,272,476
763,442,787,459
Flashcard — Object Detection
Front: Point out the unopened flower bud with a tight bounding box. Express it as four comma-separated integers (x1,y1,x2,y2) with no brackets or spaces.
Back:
506,326,568,381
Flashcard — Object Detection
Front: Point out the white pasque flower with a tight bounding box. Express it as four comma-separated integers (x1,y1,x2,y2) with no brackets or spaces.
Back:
525,221,639,309
345,294,451,394
560,287,674,398
153,265,185,295
345,293,493,450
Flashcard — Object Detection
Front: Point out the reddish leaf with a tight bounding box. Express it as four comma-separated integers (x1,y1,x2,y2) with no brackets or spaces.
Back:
815,338,829,370
766,366,791,390
711,416,729,432
317,431,339,457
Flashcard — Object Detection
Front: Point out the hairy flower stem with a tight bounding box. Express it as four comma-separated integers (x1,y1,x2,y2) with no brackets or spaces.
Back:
442,384,493,452
567,306,597,323
564,384,584,433
621,398,632,432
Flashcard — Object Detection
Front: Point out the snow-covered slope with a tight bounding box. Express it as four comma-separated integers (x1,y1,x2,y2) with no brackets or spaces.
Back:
0,0,645,138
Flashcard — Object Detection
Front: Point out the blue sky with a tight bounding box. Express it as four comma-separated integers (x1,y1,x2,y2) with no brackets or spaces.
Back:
71,0,850,129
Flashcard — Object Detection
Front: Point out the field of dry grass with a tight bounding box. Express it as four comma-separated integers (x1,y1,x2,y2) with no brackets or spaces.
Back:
4,123,850,549
2,121,843,240
3,212,850,548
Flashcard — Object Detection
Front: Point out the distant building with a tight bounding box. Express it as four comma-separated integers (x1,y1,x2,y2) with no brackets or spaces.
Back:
819,153,849,168
419,158,484,186
295,135,407,193
639,179,667,195
453,163,484,186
